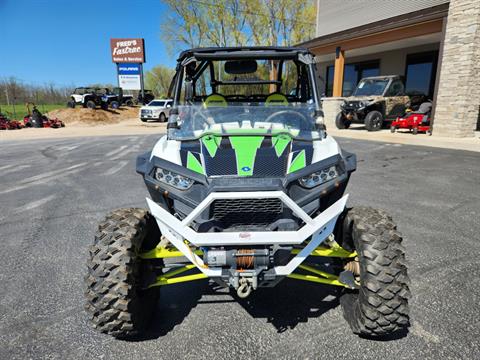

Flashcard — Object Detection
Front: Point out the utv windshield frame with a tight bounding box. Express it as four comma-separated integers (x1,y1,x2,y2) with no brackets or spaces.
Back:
167,47,324,140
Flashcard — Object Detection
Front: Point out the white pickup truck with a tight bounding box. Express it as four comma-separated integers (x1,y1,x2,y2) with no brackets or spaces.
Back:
139,99,173,122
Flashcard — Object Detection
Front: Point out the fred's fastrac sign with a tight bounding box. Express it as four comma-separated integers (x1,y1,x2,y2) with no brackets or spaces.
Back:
110,38,145,63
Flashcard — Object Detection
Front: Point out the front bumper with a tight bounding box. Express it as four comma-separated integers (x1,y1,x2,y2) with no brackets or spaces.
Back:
140,111,159,120
146,191,348,277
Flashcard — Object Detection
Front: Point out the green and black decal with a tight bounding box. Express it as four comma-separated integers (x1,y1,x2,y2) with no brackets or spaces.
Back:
180,134,312,177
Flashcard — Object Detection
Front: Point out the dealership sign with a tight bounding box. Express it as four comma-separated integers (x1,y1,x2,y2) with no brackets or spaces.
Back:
118,63,141,90
110,38,145,63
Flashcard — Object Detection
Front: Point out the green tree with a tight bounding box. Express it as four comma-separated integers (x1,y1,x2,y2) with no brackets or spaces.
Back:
161,0,316,52
145,65,175,98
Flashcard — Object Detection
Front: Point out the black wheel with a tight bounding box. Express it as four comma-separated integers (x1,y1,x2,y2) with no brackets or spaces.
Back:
337,207,410,337
427,129,432,136
86,100,96,109
335,112,351,129
412,127,418,135
140,118,147,123
85,208,161,338
159,113,167,122
364,111,383,131
67,100,75,108
125,99,134,107
110,101,120,109
390,126,396,133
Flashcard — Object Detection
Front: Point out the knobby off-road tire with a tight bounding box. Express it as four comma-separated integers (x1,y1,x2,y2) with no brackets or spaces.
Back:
338,207,410,337
364,110,383,131
335,112,351,129
85,208,161,338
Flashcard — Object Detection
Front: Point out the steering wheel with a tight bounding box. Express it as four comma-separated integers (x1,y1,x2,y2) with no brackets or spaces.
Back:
263,110,310,129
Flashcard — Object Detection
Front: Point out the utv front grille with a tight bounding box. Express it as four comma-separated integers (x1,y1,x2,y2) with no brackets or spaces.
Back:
211,198,283,228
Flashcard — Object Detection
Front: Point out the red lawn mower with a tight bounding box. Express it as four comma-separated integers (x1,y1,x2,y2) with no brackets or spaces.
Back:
0,113,24,130
23,103,65,128
391,101,432,135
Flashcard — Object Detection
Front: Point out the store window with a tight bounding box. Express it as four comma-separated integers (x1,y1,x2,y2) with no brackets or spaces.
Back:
325,60,380,97
405,51,438,98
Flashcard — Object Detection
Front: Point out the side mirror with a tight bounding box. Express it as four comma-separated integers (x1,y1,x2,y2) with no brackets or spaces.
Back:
167,104,171,108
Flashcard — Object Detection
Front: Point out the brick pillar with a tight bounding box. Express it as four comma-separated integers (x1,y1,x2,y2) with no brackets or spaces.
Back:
433,0,480,138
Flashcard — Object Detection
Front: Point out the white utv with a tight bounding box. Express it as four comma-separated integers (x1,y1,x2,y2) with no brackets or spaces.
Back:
85,47,410,339
67,87,107,109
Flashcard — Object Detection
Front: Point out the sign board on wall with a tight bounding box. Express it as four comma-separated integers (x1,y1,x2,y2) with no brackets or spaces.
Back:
117,63,141,90
110,38,145,63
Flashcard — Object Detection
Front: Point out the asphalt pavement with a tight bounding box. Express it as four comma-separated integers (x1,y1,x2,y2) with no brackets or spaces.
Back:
0,134,479,359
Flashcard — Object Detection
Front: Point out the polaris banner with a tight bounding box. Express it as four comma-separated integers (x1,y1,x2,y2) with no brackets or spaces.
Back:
118,63,141,90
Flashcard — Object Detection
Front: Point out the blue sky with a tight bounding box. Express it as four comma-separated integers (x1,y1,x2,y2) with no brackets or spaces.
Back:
0,0,177,87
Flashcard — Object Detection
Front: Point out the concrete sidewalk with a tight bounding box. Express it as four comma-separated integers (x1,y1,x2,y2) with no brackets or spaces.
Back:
328,126,480,153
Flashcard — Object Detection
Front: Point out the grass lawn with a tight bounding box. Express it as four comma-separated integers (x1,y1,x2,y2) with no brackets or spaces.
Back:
0,104,65,120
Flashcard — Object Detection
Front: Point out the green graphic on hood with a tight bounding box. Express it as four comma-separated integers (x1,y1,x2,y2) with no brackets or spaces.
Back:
273,135,291,157
288,150,306,174
201,135,220,157
229,136,264,176
187,152,205,175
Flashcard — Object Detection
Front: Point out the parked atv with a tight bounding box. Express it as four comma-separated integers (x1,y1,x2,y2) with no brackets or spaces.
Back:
85,47,410,339
336,75,410,131
67,87,108,109
102,87,135,109
137,89,155,105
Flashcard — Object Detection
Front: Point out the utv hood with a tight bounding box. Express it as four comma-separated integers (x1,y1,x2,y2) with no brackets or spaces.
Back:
179,134,313,177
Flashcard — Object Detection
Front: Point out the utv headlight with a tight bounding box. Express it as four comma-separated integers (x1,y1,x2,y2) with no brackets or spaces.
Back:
359,100,373,110
154,168,194,190
299,165,339,189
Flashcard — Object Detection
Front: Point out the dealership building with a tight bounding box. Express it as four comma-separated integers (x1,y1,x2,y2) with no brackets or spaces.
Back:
302,0,480,137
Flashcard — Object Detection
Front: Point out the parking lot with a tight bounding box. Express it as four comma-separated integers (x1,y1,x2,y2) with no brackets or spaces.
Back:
0,134,479,359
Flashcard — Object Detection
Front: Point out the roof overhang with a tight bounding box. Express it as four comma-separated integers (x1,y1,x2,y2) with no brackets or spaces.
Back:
300,3,448,55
